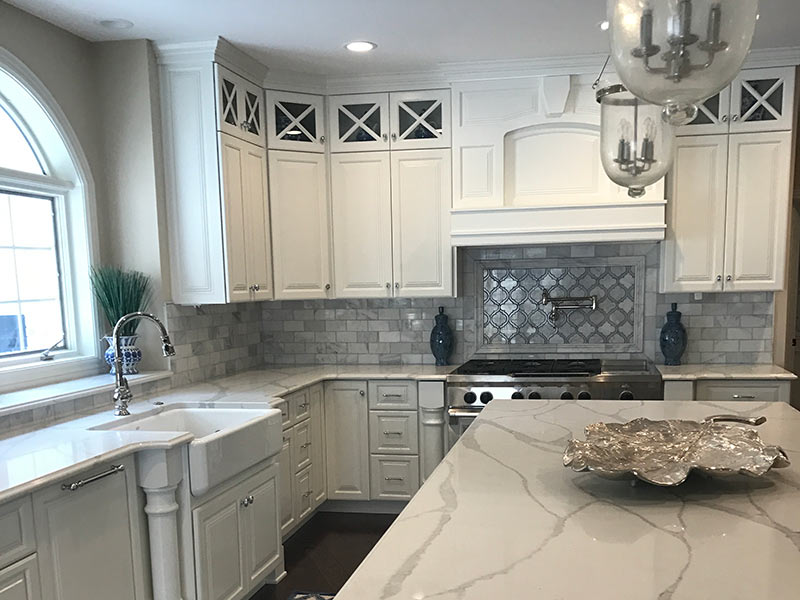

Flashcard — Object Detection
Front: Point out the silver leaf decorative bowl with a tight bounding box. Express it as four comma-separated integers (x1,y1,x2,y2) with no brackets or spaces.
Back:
563,415,790,486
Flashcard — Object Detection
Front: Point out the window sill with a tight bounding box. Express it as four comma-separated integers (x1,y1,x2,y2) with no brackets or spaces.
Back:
0,370,173,419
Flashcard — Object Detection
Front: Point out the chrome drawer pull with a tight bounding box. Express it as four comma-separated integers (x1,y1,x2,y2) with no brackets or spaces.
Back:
384,476,404,481
382,393,403,398
61,464,124,491
301,442,311,448
383,431,403,436
298,403,309,409
732,394,756,399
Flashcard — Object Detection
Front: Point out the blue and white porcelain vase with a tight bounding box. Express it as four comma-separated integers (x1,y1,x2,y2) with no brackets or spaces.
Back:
659,303,687,366
104,335,142,375
429,306,453,367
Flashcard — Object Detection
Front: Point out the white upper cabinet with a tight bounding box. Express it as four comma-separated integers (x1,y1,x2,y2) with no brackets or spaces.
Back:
679,67,795,136
215,64,265,146
266,91,325,152
661,131,793,293
723,131,792,291
329,90,451,152
329,94,390,152
389,90,451,150
159,44,272,304
269,150,333,299
391,149,452,297
660,136,728,292
331,152,393,297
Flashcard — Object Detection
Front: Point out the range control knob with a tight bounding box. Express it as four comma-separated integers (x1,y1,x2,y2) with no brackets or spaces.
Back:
480,391,494,404
619,390,635,401
528,391,542,399
464,391,477,404
511,391,524,399
560,391,574,400
577,391,592,400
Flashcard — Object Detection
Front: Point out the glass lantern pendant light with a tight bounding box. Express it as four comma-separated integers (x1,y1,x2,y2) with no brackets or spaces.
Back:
597,84,676,197
607,0,759,125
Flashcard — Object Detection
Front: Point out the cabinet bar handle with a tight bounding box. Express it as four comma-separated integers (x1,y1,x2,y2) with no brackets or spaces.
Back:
61,464,124,491
384,476,404,481
383,431,403,436
382,393,403,398
301,442,312,448
298,403,309,409
732,394,756,399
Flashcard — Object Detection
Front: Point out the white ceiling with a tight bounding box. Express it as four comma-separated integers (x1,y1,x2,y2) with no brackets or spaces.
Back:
8,0,800,77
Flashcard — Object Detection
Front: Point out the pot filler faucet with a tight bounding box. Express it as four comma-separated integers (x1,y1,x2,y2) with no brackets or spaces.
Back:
112,312,175,416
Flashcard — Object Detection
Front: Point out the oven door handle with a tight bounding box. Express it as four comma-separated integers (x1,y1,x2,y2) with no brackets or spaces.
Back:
447,408,481,419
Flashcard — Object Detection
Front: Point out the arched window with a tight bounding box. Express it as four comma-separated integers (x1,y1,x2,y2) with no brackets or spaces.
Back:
0,49,99,391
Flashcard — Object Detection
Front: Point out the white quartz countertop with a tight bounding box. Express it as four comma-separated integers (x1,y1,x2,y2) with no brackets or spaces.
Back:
657,364,797,381
0,364,452,504
336,399,800,600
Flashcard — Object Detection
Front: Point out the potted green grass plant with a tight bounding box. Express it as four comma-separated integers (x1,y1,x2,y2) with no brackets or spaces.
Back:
89,266,153,374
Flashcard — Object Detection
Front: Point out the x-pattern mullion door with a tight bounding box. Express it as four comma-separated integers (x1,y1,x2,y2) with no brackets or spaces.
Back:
389,90,451,150
266,91,325,152
329,94,389,152
677,88,731,136
730,67,795,133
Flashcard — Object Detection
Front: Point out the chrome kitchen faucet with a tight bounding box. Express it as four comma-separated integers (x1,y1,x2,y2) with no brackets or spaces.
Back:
111,312,175,416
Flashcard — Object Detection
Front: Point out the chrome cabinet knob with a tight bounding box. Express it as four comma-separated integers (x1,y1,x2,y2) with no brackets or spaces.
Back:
732,115,740,122
394,282,399,289
726,275,732,281
241,497,250,507
359,390,365,396
721,115,729,123
320,135,326,144
391,133,397,141
248,495,254,504
716,275,722,282
325,283,331,291
382,133,388,141
385,282,390,289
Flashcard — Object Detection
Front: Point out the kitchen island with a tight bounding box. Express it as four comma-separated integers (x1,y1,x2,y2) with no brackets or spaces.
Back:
335,400,800,600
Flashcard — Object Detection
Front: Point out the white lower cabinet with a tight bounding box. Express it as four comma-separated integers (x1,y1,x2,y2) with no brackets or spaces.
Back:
0,555,41,600
325,381,370,500
664,379,791,403
370,456,420,501
193,465,281,600
308,384,327,508
294,467,314,522
33,457,146,600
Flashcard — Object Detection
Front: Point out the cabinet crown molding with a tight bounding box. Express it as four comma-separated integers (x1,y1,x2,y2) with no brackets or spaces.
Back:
155,37,268,86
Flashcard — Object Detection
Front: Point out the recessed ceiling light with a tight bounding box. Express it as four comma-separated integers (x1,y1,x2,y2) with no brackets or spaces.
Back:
599,20,610,31
345,41,377,53
98,18,134,30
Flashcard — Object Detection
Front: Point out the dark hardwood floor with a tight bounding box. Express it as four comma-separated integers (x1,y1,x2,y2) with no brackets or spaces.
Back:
252,512,396,600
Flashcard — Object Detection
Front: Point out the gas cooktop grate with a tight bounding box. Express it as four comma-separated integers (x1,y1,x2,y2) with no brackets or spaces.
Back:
452,359,602,377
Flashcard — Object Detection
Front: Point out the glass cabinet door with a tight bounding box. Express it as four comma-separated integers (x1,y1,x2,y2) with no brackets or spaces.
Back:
730,67,795,133
676,89,731,136
215,65,265,146
389,90,451,150
266,91,325,153
328,94,389,153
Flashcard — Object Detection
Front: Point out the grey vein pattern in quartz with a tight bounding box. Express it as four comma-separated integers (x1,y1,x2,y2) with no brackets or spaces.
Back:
334,400,800,600
478,257,645,354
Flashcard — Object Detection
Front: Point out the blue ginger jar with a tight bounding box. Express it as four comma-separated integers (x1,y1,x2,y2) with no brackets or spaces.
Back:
429,307,453,367
659,303,687,366
104,335,142,375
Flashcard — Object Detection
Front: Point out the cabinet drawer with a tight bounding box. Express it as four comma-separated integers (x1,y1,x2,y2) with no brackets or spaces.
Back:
276,399,291,430
368,381,418,410
370,456,419,500
369,411,419,454
0,497,35,572
292,420,312,473
292,389,311,423
0,554,41,600
695,381,784,403
294,466,313,523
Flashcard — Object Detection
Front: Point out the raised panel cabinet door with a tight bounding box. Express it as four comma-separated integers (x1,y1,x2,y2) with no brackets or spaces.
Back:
266,91,325,152
0,497,35,571
33,459,143,600
328,93,390,152
241,141,273,300
730,67,795,134
219,133,254,302
369,455,420,500
308,384,327,507
269,150,333,299
369,411,419,454
331,152,393,298
0,555,41,600
391,149,453,297
240,466,281,588
723,131,792,291
324,381,370,500
278,429,296,537
192,485,246,600
659,135,728,293
676,88,732,136
389,90,451,150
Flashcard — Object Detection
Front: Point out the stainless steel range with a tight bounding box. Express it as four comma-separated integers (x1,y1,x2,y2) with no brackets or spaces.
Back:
445,358,663,447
